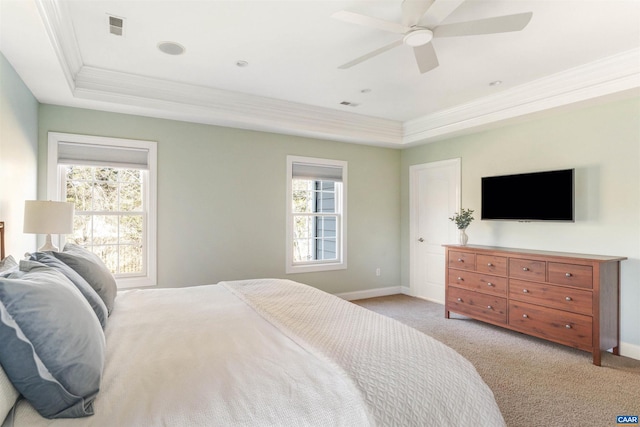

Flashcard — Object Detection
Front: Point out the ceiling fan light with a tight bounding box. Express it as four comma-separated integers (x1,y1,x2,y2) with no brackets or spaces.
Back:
403,29,433,47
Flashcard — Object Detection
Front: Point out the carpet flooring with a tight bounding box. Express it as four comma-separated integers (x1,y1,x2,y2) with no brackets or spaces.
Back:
352,294,640,427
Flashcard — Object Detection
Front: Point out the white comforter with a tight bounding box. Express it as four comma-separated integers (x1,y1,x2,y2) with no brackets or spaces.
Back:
8,279,504,426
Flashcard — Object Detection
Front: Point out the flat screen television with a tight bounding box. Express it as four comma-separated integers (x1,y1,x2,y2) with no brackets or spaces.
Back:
481,169,574,222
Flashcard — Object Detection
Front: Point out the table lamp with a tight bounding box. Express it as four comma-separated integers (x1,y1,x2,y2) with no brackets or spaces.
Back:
23,200,75,252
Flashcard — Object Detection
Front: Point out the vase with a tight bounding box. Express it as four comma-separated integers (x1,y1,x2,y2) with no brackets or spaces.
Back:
457,228,468,246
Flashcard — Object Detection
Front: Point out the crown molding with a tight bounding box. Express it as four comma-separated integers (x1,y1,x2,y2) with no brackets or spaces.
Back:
72,66,403,146
35,0,82,91
403,48,640,145
37,0,640,147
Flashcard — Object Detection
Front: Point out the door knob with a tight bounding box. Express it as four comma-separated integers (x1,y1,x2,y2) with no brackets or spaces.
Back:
418,237,424,242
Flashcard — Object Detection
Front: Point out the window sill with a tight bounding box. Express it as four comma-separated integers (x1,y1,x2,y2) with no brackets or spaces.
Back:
116,276,156,289
286,262,347,274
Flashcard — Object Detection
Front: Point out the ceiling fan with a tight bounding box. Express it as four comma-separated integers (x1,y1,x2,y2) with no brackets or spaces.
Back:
332,0,532,74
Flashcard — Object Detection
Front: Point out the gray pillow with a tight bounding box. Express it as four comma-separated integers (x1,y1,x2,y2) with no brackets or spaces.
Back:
51,244,117,314
28,252,108,328
0,260,105,419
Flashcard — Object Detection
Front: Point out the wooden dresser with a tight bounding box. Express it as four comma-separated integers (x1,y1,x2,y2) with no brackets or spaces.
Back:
443,244,626,365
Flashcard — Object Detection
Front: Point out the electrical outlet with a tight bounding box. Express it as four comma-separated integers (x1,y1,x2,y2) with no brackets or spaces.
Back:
375,268,381,276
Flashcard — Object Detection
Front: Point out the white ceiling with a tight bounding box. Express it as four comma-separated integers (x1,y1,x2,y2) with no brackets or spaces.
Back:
1,0,639,147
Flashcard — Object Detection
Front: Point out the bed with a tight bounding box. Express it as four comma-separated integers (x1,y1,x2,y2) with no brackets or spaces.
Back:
0,222,505,426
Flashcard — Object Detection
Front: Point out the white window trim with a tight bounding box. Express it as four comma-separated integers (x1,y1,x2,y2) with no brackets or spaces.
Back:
286,155,347,274
47,132,157,289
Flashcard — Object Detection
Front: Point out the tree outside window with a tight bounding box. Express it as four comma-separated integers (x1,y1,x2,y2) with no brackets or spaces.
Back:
65,165,145,276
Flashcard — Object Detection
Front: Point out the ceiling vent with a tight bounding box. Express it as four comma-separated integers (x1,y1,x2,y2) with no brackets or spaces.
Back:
108,15,124,36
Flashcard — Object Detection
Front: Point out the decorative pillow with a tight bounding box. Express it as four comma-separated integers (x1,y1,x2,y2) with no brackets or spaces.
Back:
0,260,105,419
0,255,18,277
28,252,108,328
51,244,117,315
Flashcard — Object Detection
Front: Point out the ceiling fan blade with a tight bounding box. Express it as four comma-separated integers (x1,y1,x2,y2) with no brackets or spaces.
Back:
433,12,533,37
401,0,435,27
332,10,409,34
413,43,439,73
338,40,404,70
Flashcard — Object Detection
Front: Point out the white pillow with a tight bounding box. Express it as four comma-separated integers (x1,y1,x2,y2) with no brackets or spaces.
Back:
0,256,17,277
0,363,19,425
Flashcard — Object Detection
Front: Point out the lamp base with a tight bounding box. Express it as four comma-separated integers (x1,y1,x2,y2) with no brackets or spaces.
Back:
38,234,60,252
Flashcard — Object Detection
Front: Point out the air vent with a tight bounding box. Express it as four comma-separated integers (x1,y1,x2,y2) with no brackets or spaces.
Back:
339,101,359,107
108,15,124,36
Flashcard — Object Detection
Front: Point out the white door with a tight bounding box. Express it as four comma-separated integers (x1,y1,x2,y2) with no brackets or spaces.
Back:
410,159,460,303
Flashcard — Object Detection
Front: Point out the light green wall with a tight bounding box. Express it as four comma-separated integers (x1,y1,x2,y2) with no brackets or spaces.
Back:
6,56,638,351
0,53,38,254
400,96,640,350
37,105,401,294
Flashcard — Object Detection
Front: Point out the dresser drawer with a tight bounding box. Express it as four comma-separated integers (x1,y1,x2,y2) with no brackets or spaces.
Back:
509,301,592,350
448,251,476,271
448,270,507,296
509,258,545,281
476,255,507,276
548,262,593,289
508,279,592,316
448,287,507,324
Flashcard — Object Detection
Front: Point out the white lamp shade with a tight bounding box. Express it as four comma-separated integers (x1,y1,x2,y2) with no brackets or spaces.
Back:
23,201,75,234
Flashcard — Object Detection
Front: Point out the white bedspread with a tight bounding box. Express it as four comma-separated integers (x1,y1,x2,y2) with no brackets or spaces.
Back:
8,279,505,426
222,279,505,427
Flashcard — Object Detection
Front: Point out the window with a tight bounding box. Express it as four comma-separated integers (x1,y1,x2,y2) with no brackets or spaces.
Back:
286,156,347,273
47,133,157,288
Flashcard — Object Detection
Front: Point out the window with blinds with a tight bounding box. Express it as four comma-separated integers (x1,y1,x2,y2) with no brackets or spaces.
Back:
47,133,157,288
286,156,347,274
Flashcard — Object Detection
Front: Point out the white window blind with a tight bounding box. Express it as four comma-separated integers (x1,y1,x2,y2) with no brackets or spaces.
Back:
292,163,343,182
57,142,150,169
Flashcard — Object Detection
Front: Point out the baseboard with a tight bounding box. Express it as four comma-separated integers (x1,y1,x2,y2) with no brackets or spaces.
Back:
334,286,402,301
336,285,442,302
335,285,436,301
399,286,446,304
619,341,640,361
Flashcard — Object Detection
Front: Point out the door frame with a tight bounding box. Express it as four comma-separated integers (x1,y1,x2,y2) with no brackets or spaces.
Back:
409,158,461,300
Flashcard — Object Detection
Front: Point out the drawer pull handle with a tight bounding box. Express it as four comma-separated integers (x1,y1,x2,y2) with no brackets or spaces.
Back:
565,273,572,277
487,262,493,267
523,289,529,293
487,305,493,309
522,314,529,318
565,324,572,329
457,298,462,302
522,267,529,271
565,296,572,301
487,282,493,287
457,258,464,262
457,277,463,281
